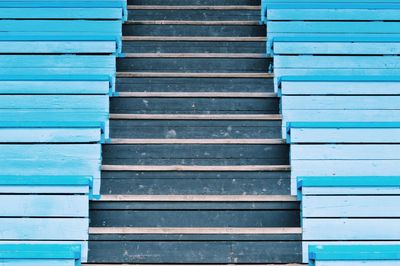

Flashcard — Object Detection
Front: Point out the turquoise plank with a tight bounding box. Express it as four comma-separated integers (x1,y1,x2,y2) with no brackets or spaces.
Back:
0,7,122,19
303,218,400,240
303,242,400,263
281,80,400,95
291,145,400,160
0,41,116,54
0,218,88,240
0,243,81,259
298,176,400,188
302,187,400,196
0,195,88,217
0,129,101,143
283,110,400,121
0,260,74,266
302,196,400,218
309,245,400,261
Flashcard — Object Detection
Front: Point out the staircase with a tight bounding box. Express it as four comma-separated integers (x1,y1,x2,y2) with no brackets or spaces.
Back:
87,0,302,264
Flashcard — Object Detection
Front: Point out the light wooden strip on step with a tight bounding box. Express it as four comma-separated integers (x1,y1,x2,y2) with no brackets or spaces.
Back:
102,165,291,172
117,72,273,78
124,53,266,58
89,227,302,235
108,139,285,144
128,5,261,10
99,195,297,202
116,92,276,98
110,114,282,120
123,36,266,41
125,20,260,25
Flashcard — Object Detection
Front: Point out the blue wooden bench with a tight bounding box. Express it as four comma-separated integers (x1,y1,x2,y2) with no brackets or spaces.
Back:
0,244,82,266
279,75,400,138
298,176,400,263
308,245,400,266
287,122,400,195
0,176,92,262
0,1,127,54
263,1,400,55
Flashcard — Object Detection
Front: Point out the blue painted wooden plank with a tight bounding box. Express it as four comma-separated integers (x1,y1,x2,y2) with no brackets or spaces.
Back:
298,176,400,188
0,195,88,217
0,80,109,95
303,218,400,240
0,8,122,19
292,145,400,160
289,128,400,144
0,41,116,54
303,242,400,263
309,245,400,261
281,80,400,95
302,196,400,218
0,219,88,240
0,260,75,266
0,96,108,110
302,187,400,196
0,129,101,143
0,243,81,259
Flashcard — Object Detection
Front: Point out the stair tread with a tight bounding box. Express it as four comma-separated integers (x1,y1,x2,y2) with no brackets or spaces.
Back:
117,72,273,78
108,139,285,144
102,165,291,171
97,195,297,202
115,92,276,98
128,5,261,10
123,36,266,41
125,20,261,25
89,227,302,234
123,53,266,58
110,114,281,120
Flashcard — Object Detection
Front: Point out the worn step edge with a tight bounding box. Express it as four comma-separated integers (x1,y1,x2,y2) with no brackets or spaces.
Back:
115,92,276,98
117,72,273,78
123,36,266,41
89,227,302,235
123,53,267,58
125,20,260,25
101,165,291,172
128,5,261,10
110,114,282,120
108,139,285,144
97,195,297,202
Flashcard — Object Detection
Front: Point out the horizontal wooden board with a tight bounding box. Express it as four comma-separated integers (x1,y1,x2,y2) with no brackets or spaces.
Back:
0,260,75,266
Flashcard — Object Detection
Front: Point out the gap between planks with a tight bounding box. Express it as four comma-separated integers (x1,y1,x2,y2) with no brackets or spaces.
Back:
123,53,267,58
110,114,282,120
108,139,285,145
115,92,276,98
123,36,266,41
128,5,261,10
98,195,297,202
125,20,261,25
101,165,291,172
89,227,302,235
117,72,273,78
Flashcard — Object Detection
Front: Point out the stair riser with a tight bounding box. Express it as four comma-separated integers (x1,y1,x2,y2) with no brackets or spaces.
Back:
123,25,266,37
110,97,279,114
101,171,291,195
88,240,302,263
110,120,282,139
116,77,274,92
123,41,265,53
129,0,260,5
102,144,289,165
117,58,270,73
128,10,260,21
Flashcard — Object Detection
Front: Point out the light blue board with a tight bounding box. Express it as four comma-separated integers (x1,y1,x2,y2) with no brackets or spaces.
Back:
302,196,400,218
0,129,101,143
303,218,400,240
281,80,400,95
291,161,400,194
0,218,88,240
0,186,89,194
313,262,400,266
0,260,75,266
303,242,400,263
291,145,400,160
0,41,116,54
302,187,400,195
0,80,109,94
0,195,88,217
288,128,400,143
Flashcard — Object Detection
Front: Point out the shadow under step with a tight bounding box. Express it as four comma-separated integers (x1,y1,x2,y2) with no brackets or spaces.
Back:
123,21,265,37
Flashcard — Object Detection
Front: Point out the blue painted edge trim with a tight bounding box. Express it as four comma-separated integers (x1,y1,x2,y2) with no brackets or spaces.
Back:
274,36,400,43
309,245,400,261
287,122,400,129
280,75,400,82
0,35,119,41
297,176,400,189
0,175,92,187
0,244,81,259
0,74,110,82
267,3,400,9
